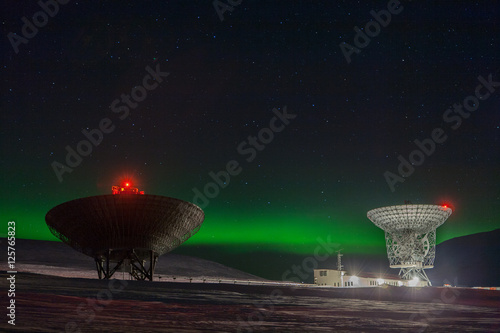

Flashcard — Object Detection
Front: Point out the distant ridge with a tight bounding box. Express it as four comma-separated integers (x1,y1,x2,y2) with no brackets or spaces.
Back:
428,228,500,287
0,238,265,281
171,229,500,287
2,229,498,286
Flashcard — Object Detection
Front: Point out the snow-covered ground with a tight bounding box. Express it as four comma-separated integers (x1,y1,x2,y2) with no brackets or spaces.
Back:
1,271,499,333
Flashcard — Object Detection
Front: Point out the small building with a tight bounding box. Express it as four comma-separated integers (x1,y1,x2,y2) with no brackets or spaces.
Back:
313,269,428,288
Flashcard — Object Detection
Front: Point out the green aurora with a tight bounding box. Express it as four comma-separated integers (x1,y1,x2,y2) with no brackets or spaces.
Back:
3,189,498,257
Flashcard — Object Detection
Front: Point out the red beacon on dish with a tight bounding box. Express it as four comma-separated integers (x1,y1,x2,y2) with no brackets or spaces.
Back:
112,181,144,195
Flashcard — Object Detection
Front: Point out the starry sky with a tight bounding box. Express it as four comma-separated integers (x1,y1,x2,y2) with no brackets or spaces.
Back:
1,1,499,273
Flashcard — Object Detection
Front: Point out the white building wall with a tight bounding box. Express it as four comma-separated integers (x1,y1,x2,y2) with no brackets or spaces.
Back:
314,269,427,287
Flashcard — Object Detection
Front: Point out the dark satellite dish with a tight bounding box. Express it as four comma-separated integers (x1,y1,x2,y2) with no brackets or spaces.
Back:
46,183,204,280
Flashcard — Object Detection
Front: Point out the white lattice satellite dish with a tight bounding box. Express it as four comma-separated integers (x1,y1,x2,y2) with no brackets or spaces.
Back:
367,204,452,286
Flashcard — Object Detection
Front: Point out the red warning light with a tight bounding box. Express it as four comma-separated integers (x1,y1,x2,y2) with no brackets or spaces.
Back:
439,202,453,212
112,180,144,195
120,180,132,188
437,198,454,212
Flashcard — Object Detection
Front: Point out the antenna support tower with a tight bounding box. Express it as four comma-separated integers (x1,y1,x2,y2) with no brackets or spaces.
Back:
336,249,344,271
367,204,452,286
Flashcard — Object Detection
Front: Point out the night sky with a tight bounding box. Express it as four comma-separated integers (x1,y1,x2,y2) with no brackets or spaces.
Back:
2,1,499,268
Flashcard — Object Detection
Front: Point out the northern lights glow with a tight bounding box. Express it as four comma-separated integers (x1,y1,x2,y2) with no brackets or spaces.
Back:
1,1,499,274
2,186,498,258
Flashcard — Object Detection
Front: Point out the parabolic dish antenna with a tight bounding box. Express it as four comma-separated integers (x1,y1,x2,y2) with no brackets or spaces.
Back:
46,183,204,280
367,204,452,285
